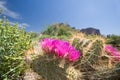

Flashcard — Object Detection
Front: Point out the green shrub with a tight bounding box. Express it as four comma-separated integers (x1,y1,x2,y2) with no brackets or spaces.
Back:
42,26,55,36
28,32,39,39
57,28,71,37
106,35,120,49
0,20,31,79
42,23,71,37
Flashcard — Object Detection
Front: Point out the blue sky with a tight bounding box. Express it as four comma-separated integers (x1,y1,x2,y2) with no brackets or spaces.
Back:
0,0,120,35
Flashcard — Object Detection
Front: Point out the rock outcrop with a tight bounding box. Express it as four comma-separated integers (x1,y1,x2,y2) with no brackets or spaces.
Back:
80,27,101,35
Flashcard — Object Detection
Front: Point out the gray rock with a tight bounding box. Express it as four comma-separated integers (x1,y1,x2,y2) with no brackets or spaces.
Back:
80,27,101,35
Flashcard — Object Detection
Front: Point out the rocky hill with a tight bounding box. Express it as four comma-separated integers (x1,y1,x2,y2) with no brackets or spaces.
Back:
42,23,101,36
80,27,101,35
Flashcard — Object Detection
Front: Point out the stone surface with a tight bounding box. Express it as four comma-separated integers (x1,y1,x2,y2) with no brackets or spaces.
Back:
80,27,101,35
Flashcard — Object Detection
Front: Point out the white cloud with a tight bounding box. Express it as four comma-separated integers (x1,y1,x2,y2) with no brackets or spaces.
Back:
0,1,29,28
10,21,29,27
18,23,29,27
0,1,20,19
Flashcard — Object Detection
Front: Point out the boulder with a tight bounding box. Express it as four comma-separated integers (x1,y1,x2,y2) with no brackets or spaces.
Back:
80,27,101,35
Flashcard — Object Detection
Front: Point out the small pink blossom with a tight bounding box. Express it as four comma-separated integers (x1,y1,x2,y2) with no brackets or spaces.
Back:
104,45,120,61
104,45,118,55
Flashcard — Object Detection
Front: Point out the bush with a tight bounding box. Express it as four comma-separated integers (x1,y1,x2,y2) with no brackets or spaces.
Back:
57,28,71,37
0,20,31,79
42,26,55,36
42,23,71,37
106,35,120,49
28,32,38,39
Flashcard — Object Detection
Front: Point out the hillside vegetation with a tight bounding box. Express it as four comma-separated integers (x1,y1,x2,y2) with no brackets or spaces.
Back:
1,19,120,80
30,23,120,80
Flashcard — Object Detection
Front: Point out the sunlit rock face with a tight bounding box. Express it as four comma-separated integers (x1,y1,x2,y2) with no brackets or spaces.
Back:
80,27,101,35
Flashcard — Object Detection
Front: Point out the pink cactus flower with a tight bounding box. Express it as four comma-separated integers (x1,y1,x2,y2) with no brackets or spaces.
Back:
104,45,118,55
40,38,81,62
55,41,70,58
47,39,60,52
67,47,80,62
104,45,120,61
41,38,50,53
113,52,120,61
